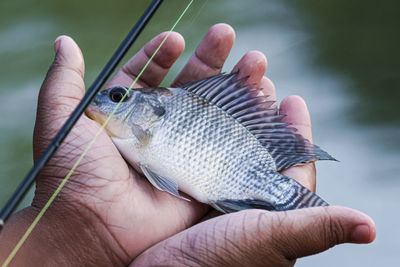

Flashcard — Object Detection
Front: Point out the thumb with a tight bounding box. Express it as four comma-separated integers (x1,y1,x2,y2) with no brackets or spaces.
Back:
33,35,85,158
132,207,375,267
263,206,376,260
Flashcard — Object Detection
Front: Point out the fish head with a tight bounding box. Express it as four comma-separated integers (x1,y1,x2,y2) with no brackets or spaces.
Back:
86,86,169,142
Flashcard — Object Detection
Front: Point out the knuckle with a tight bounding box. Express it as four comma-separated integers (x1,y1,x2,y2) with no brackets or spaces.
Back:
321,207,346,248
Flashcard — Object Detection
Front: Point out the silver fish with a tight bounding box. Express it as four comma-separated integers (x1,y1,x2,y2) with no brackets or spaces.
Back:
86,73,335,213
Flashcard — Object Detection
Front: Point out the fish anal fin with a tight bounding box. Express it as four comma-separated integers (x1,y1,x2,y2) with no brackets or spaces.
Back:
212,172,329,213
140,165,190,201
211,199,276,213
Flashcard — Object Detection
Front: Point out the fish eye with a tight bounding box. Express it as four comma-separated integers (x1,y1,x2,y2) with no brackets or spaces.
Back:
109,87,129,103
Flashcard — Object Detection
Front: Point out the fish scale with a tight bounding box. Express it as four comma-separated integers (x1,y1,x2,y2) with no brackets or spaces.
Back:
86,72,336,213
148,89,273,202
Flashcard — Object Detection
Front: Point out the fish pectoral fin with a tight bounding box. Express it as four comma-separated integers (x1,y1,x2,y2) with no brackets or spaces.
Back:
211,198,276,213
140,165,190,201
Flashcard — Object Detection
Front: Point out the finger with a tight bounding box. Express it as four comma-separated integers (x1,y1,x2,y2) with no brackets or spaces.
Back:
34,35,85,157
171,23,235,87
260,76,277,103
232,50,267,89
279,95,316,191
132,207,376,266
37,35,85,121
262,207,376,260
108,31,185,88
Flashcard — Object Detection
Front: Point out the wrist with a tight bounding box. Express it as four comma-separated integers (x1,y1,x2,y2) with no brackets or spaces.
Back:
0,202,129,266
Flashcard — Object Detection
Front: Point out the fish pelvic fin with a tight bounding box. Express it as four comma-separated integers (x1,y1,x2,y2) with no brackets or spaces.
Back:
140,165,190,201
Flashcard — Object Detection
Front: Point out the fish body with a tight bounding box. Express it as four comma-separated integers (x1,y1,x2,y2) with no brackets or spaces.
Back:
86,73,335,212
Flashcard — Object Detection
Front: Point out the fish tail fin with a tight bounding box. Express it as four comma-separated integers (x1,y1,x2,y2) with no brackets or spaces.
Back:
211,172,328,213
269,172,329,211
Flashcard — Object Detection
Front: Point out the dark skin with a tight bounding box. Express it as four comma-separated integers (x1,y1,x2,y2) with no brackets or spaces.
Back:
0,24,375,266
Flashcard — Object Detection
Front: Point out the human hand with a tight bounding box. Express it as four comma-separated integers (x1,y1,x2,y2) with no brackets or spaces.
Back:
129,89,376,265
132,206,375,267
131,37,376,265
2,23,253,265
0,23,375,267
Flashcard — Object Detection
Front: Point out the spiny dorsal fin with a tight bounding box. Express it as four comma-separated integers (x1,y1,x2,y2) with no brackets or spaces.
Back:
182,72,336,170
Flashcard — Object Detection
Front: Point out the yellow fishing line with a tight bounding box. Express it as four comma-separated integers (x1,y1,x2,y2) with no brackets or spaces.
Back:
2,1,194,266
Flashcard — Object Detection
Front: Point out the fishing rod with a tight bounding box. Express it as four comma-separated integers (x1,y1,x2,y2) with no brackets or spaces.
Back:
0,0,164,230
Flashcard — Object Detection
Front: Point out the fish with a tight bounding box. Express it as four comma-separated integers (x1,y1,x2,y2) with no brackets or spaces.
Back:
85,72,336,213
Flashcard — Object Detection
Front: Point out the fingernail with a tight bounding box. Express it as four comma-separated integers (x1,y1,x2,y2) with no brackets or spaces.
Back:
351,225,371,243
54,36,63,54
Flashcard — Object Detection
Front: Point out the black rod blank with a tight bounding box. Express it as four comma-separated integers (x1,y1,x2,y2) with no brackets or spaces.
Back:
0,0,164,230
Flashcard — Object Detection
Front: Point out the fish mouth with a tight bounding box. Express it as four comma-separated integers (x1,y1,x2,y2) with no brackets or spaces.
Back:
85,107,107,127
85,107,119,138
85,108,102,123
85,109,95,121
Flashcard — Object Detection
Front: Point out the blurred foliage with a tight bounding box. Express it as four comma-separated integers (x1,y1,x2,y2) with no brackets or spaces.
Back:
0,0,275,207
290,0,400,124
0,0,398,207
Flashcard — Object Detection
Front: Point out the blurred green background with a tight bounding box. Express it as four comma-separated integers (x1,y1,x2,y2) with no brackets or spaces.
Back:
0,0,399,266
